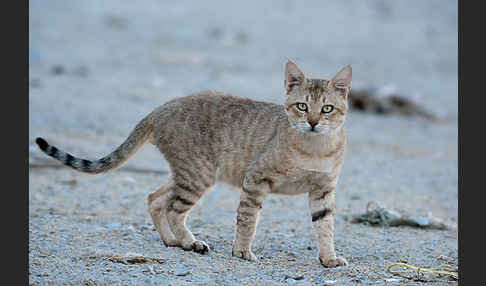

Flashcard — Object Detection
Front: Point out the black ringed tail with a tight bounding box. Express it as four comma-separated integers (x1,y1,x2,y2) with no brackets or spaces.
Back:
35,115,153,174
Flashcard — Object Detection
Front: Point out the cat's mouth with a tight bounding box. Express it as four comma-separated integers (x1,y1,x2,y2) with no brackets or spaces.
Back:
305,128,324,135
306,124,333,135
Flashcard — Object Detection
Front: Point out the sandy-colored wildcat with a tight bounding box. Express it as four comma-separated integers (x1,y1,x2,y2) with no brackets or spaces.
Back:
36,60,351,267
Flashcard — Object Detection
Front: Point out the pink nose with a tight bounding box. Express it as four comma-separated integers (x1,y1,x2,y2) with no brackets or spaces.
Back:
309,121,318,128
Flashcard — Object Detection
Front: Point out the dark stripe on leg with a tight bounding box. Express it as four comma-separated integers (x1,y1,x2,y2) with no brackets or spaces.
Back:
311,208,332,222
177,183,197,196
169,199,193,214
174,195,195,206
169,204,189,214
315,191,329,201
238,210,255,219
168,191,196,214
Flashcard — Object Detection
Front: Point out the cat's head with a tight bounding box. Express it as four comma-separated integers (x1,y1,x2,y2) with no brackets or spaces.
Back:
284,60,351,135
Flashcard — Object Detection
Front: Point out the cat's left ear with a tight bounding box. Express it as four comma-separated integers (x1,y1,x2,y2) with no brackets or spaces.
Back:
285,60,306,93
330,65,352,97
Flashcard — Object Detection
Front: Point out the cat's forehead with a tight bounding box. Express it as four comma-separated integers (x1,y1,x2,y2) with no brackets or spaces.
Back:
303,78,330,100
305,78,329,91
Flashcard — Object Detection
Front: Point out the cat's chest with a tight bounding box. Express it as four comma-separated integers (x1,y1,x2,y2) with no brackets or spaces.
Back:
292,156,336,173
270,168,335,195
289,147,344,173
285,135,345,173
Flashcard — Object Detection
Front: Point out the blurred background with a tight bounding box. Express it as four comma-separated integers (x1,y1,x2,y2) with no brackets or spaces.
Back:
29,1,458,284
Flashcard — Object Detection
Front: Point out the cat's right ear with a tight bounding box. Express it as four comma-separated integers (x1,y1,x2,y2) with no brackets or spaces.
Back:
285,60,305,93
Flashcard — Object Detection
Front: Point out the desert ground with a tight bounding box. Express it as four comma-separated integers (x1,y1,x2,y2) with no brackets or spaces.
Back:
29,1,457,285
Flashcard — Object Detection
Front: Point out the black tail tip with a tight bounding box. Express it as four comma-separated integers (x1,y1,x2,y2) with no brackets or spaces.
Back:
35,137,48,150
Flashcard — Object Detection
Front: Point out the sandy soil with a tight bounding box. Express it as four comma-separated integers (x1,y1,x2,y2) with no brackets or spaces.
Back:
29,1,457,285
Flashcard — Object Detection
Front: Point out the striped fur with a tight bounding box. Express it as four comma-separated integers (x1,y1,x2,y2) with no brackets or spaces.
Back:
36,115,152,174
38,61,350,267
311,208,332,222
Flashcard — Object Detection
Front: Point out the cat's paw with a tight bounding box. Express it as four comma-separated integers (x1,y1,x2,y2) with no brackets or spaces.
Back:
232,249,257,262
319,256,348,268
182,240,210,254
192,240,210,254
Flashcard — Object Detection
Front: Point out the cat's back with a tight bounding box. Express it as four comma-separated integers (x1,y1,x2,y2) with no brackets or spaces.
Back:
152,90,285,130
150,90,286,164
170,90,282,116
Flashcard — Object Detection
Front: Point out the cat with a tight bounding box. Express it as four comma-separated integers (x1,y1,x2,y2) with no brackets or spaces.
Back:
35,60,351,267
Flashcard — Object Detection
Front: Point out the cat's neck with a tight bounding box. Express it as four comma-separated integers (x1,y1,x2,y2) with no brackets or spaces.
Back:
284,124,345,157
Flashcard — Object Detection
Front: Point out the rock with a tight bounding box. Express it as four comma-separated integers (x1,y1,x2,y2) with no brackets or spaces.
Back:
235,31,249,44
103,14,129,29
51,64,66,75
294,275,304,280
175,268,191,276
207,27,224,39
350,194,361,201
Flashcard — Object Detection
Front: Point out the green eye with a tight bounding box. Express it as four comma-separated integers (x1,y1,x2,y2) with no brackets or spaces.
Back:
296,103,308,112
322,105,334,113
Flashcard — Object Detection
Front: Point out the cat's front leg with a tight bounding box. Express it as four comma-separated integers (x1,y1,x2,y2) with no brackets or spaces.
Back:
308,189,347,268
232,176,268,262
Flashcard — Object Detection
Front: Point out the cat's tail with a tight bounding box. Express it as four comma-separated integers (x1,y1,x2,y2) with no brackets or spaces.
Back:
35,114,153,174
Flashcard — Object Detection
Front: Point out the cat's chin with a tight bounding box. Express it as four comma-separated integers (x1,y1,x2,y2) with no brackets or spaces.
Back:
306,130,325,136
294,128,326,136
299,127,341,137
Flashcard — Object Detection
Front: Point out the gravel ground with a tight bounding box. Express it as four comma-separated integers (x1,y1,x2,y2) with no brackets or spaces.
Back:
29,1,457,285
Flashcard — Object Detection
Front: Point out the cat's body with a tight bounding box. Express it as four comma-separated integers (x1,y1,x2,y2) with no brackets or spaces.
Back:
150,92,345,186
36,61,351,267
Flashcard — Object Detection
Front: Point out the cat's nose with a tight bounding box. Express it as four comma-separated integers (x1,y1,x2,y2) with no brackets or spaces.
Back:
308,121,319,128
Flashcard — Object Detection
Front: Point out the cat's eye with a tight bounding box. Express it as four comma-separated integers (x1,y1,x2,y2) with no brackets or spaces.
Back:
322,105,334,113
296,103,308,112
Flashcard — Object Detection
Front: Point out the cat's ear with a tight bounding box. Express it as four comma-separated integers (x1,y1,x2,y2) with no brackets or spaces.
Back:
285,60,306,93
330,65,352,97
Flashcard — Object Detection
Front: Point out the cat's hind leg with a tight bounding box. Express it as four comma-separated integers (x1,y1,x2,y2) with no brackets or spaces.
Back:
164,167,216,254
148,183,179,247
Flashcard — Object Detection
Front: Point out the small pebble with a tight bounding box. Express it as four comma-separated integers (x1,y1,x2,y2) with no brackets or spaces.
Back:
175,269,190,276
350,194,361,200
51,64,66,75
